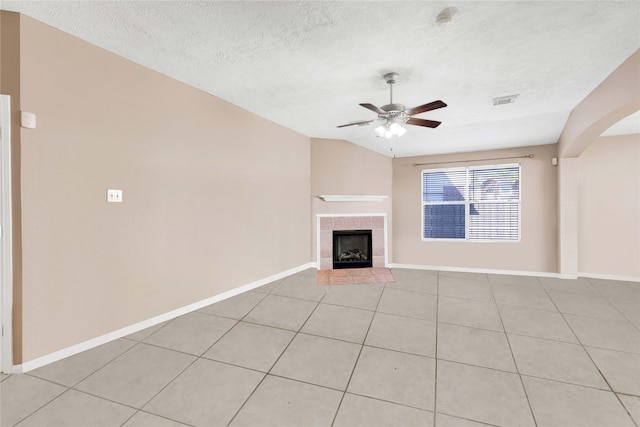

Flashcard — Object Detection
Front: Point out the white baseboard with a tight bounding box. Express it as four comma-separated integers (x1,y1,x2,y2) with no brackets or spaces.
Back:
389,263,566,278
578,271,640,283
15,262,315,374
390,263,640,282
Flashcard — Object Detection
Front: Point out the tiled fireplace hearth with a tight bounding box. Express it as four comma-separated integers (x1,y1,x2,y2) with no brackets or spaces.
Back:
317,214,387,270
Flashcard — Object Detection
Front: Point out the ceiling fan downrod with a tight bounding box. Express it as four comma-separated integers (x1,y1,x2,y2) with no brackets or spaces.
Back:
384,72,398,105
381,72,405,115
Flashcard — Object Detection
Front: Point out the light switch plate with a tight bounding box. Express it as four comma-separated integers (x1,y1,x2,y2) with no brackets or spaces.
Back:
107,189,123,203
21,111,36,129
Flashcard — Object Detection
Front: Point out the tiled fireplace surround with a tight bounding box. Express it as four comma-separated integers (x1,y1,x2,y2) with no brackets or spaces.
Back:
317,214,387,270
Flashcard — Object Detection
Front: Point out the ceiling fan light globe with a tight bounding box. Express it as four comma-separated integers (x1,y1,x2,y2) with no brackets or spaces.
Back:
374,125,387,137
390,122,407,137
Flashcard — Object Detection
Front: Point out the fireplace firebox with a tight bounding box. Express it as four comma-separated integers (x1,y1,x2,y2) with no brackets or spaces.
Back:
333,230,373,269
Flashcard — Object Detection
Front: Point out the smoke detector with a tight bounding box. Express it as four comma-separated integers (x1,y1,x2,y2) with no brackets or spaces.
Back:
436,7,458,26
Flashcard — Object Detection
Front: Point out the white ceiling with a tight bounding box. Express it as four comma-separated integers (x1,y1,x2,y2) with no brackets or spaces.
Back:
2,1,639,158
601,111,640,137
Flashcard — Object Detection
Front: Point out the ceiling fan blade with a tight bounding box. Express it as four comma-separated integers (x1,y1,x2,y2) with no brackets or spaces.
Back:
405,100,447,116
359,103,386,114
336,119,374,128
406,117,441,128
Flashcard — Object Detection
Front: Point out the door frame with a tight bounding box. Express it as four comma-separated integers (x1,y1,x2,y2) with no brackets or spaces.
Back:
0,94,13,374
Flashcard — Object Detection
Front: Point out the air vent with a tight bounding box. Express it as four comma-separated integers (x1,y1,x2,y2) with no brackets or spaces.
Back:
493,94,519,106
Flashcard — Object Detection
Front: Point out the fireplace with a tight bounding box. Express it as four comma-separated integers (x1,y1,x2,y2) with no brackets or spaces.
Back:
317,215,387,270
333,230,373,269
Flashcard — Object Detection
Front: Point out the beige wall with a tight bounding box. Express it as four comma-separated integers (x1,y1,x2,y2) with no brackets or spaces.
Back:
12,14,311,363
310,138,393,262
559,49,639,158
557,49,639,277
311,138,393,196
578,134,640,278
392,144,558,273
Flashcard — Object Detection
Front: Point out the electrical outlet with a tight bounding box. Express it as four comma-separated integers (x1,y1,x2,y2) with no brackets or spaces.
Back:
107,189,123,203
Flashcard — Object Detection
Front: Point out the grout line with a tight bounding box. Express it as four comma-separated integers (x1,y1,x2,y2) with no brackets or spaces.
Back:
236,318,310,334
314,300,379,313
446,294,558,312
544,288,633,322
198,290,269,321
251,291,325,305
11,270,640,427
581,343,640,356
119,410,197,427
381,284,439,297
227,294,323,426
540,284,613,386
539,284,640,427
119,410,140,427
197,353,275,376
265,371,350,394
68,387,140,412
436,411,502,427
617,395,640,427
492,275,539,427
134,353,199,411
517,372,627,393
330,278,386,427
24,341,137,390
22,364,175,420
224,372,268,426
339,390,436,414
90,311,245,419
537,308,638,323
10,385,73,426
19,386,191,427
63,340,145,389
500,329,584,347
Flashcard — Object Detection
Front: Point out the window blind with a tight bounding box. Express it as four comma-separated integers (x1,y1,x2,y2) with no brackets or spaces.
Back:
422,164,521,241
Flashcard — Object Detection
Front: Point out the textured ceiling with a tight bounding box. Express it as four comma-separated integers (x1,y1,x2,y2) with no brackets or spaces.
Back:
2,1,639,157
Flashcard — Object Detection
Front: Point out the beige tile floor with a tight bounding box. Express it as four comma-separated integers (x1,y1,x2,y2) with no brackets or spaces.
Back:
2,268,640,427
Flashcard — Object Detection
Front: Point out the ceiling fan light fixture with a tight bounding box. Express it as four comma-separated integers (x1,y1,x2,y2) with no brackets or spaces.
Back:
389,122,407,137
375,121,406,139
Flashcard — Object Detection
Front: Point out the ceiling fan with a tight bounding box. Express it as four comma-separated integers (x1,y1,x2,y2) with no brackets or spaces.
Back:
337,72,447,139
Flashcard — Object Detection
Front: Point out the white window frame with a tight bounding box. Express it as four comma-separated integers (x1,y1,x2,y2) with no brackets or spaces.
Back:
421,163,521,242
1,95,13,373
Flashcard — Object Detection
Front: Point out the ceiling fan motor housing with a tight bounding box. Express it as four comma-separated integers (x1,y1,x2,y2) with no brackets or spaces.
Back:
380,105,409,124
381,103,405,113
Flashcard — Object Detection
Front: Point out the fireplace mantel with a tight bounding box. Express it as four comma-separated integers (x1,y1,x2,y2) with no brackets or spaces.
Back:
318,195,387,202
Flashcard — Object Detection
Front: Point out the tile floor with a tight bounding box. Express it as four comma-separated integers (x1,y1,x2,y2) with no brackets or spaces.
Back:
2,268,640,427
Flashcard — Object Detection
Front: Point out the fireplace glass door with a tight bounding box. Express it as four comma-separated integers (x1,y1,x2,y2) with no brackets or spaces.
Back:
333,230,373,269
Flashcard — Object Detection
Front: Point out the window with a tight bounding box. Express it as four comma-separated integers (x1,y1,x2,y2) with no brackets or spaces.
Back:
422,164,520,241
